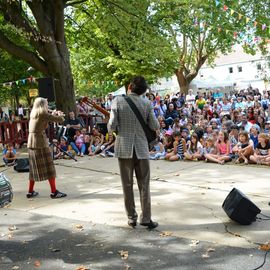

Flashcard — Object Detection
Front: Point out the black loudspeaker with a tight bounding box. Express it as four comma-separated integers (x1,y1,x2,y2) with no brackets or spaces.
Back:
38,77,55,102
14,158,29,173
222,188,261,225
96,123,108,135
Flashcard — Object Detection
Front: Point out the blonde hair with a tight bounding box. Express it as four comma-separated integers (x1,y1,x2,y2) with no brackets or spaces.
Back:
30,97,48,119
258,133,270,143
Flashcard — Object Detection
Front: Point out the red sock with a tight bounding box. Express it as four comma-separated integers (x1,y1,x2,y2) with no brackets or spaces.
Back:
48,177,57,193
28,180,35,193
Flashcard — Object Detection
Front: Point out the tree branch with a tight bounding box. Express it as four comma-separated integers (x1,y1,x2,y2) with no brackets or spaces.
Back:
66,0,88,6
0,1,45,54
54,0,65,42
0,31,48,75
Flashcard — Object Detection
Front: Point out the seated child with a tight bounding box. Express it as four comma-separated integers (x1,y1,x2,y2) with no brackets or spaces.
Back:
184,133,203,161
165,131,186,161
2,144,16,166
202,136,216,158
149,139,166,160
205,131,231,165
81,128,91,155
232,131,254,164
99,133,116,157
54,136,75,159
172,118,181,133
70,129,86,157
249,133,270,165
88,136,102,156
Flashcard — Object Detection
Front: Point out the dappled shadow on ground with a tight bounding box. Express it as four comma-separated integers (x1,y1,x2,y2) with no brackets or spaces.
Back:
0,211,269,270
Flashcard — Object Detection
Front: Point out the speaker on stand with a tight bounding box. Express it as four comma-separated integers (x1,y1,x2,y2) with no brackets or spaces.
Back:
222,188,261,225
38,78,55,102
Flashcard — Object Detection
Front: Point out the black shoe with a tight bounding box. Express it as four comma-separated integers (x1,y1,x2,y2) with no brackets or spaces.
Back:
50,190,67,199
26,191,39,198
128,220,137,228
140,220,158,229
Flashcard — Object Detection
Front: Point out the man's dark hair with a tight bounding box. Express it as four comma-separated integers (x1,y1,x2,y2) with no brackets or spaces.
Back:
129,76,148,95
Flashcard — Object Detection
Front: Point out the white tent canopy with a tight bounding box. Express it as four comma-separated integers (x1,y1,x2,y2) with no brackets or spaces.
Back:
113,86,126,96
191,75,234,88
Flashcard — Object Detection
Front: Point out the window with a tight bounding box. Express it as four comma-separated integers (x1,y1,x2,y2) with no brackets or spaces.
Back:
238,66,242,72
229,67,233,73
257,63,262,70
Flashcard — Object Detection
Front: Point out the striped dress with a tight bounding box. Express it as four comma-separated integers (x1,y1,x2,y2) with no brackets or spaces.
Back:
176,140,184,159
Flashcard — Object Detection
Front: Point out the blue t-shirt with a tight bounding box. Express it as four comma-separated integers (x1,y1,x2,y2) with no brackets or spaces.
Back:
250,134,258,149
2,148,17,155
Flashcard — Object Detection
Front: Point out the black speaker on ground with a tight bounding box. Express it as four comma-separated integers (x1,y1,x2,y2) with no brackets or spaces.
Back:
38,77,55,102
222,188,261,225
96,123,108,135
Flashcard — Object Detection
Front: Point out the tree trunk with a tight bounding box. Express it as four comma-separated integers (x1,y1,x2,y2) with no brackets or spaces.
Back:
45,43,76,115
175,69,189,95
0,1,76,116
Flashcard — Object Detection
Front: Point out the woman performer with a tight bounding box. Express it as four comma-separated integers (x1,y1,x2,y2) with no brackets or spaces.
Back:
26,97,67,199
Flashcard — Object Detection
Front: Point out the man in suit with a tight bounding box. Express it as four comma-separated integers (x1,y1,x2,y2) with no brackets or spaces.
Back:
107,76,159,229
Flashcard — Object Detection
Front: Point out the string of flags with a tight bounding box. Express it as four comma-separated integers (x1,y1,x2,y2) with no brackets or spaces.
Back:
215,0,270,42
1,76,38,88
192,0,270,45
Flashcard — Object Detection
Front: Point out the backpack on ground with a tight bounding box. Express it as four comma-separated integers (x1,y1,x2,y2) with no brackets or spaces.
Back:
14,158,29,172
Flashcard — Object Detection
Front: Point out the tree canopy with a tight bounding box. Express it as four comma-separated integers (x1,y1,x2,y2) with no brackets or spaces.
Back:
0,0,269,107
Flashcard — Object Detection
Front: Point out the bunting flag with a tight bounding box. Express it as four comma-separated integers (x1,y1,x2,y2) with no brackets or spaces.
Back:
219,0,269,34
1,77,38,88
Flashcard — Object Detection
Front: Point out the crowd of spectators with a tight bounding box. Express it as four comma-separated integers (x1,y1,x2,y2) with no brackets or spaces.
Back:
2,87,270,166
147,87,270,166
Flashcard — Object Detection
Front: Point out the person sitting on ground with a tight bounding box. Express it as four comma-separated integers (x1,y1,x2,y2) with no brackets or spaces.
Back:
172,118,181,133
163,133,174,153
70,129,86,157
164,102,179,126
232,130,254,165
2,144,17,166
88,136,102,156
149,139,166,160
165,131,186,161
184,133,203,161
81,128,91,155
249,133,270,165
54,136,75,159
64,111,81,142
99,132,116,157
205,130,231,165
88,126,104,156
249,124,260,149
202,136,216,159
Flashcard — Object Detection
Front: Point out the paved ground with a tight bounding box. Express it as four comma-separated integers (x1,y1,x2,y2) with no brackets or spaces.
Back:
1,151,270,270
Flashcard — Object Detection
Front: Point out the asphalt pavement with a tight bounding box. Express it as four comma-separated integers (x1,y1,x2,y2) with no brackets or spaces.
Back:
1,151,270,270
